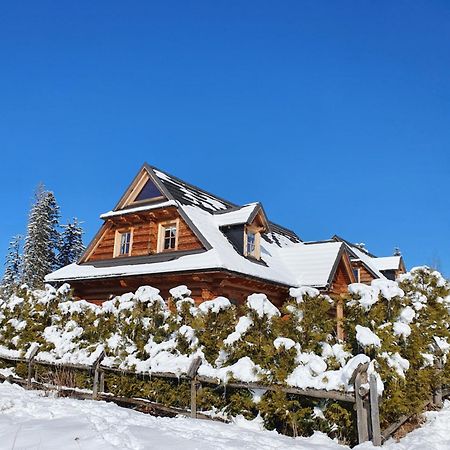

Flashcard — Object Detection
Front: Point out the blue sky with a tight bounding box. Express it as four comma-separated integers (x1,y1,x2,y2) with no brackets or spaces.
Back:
0,1,449,277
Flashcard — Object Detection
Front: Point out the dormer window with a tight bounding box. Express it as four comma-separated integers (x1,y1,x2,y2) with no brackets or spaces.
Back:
133,178,164,203
244,227,261,259
247,231,256,255
114,230,133,257
157,220,179,252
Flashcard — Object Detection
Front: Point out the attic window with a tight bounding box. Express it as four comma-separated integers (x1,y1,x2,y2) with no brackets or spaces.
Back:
157,220,179,252
114,230,133,257
134,178,163,203
244,227,261,260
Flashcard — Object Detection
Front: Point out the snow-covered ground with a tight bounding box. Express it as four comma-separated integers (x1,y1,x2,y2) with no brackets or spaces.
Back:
0,381,449,450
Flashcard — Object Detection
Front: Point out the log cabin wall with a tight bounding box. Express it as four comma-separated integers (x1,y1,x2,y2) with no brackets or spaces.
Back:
351,260,376,284
87,206,203,261
329,258,354,296
71,271,291,308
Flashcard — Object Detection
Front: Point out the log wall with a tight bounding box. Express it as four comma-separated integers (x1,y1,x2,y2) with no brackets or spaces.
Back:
88,207,203,261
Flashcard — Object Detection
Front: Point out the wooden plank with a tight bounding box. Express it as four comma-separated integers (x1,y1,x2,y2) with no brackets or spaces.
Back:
369,373,381,446
381,399,431,442
355,370,370,443
195,376,356,403
92,351,106,399
27,345,40,388
0,354,356,403
187,357,202,379
191,378,197,419
99,371,105,393
433,351,443,408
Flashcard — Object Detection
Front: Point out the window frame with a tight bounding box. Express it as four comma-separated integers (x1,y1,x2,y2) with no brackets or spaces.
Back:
243,225,261,260
353,267,361,283
114,228,134,257
157,219,179,253
130,175,165,205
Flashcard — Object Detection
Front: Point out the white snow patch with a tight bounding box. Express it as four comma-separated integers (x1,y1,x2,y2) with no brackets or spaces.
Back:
223,316,253,346
169,285,192,300
355,325,381,348
198,297,232,314
246,294,280,319
273,337,296,350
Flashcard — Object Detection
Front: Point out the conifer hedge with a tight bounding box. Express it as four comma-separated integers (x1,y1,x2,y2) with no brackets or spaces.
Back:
0,267,448,445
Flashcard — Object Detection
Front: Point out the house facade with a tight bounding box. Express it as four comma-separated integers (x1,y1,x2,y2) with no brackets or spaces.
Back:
46,164,405,310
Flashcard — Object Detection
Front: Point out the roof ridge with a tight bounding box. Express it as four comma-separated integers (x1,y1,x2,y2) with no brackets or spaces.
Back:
332,234,378,258
146,163,238,210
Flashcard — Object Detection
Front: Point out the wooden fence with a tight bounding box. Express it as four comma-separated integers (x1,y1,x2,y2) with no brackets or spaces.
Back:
0,349,446,447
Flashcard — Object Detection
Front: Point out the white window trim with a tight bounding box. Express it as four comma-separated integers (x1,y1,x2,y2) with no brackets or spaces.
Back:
353,267,361,283
243,226,261,260
113,228,134,257
157,219,179,253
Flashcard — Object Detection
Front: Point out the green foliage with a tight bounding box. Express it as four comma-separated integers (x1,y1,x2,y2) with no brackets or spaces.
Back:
194,300,237,365
279,289,336,353
344,267,450,427
0,269,449,445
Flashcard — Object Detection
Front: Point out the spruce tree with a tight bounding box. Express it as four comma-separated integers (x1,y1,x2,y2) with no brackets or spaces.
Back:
56,218,85,268
1,235,23,295
22,185,60,288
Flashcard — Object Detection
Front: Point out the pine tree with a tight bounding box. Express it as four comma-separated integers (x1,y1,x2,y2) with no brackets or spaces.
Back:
56,218,85,268
22,185,60,288
1,235,23,295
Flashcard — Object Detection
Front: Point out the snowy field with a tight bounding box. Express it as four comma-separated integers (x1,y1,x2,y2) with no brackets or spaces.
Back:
0,381,449,450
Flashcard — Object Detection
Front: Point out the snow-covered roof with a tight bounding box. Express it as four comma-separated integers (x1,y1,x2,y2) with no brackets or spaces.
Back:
153,167,232,212
47,204,345,289
371,256,402,271
331,236,386,279
275,242,344,287
45,165,375,291
346,245,386,279
213,203,261,227
100,200,177,219
47,204,302,287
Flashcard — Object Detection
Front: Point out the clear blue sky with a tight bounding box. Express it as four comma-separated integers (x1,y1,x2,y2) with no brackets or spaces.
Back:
1,1,449,277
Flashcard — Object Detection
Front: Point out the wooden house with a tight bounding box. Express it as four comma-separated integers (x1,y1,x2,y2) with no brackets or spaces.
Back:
46,164,405,309
331,236,406,283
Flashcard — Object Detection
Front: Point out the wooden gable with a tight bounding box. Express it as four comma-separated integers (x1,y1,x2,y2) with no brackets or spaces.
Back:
115,166,167,210
83,206,204,263
328,250,356,296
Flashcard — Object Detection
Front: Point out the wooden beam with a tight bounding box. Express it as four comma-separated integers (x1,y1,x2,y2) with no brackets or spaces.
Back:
369,374,382,446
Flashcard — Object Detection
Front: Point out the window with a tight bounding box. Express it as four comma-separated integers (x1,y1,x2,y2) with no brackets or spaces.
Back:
247,231,256,256
163,225,177,250
157,221,179,252
134,178,163,203
353,268,360,283
244,227,260,259
114,230,133,257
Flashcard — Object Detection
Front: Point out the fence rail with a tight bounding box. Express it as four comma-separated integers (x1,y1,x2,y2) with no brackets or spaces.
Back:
1,350,446,446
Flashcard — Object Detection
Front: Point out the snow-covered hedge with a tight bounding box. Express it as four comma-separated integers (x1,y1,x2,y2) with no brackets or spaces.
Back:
0,267,449,443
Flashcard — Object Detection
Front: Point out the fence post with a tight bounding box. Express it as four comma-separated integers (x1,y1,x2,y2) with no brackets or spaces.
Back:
27,345,39,388
430,341,443,408
92,351,105,400
350,362,370,444
187,356,202,419
99,370,105,394
369,373,382,446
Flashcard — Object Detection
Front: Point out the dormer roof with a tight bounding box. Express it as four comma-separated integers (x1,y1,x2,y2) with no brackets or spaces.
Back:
214,203,269,231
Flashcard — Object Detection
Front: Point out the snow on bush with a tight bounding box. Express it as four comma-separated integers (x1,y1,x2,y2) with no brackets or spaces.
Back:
345,267,450,428
246,293,280,319
198,296,231,314
0,266,449,444
355,325,381,348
